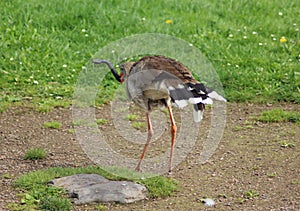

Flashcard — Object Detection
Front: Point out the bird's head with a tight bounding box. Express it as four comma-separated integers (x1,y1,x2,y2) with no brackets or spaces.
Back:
119,62,135,83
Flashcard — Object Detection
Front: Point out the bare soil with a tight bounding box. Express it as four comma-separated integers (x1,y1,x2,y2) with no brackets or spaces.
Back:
0,103,299,211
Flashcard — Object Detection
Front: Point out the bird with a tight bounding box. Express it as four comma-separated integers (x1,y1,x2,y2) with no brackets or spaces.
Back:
93,55,226,174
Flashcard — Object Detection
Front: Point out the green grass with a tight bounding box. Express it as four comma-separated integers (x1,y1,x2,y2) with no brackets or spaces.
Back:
257,108,300,123
243,190,260,199
43,121,62,129
39,196,72,211
126,114,138,121
95,118,108,125
24,148,47,160
280,141,295,148
13,166,178,210
131,121,146,130
1,0,300,111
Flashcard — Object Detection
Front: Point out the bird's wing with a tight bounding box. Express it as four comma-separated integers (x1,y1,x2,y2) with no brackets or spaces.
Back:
130,55,198,84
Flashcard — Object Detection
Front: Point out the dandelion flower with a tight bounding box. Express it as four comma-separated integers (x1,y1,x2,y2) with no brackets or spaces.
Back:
228,34,233,38
280,37,287,43
259,43,263,46
278,12,283,16
165,19,172,24
63,64,67,68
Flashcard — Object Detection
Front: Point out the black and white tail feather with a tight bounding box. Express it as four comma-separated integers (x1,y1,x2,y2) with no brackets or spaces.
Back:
168,82,226,122
126,69,226,123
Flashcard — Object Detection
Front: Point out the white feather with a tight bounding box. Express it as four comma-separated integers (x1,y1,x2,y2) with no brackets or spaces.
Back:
208,91,227,102
174,99,188,108
202,98,213,104
188,97,203,104
188,97,213,105
193,109,203,122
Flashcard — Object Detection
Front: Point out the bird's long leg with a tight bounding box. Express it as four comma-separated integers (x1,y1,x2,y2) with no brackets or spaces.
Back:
136,111,153,172
167,105,177,174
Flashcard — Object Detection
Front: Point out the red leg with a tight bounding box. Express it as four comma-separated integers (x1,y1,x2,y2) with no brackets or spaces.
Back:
167,105,177,174
136,112,153,172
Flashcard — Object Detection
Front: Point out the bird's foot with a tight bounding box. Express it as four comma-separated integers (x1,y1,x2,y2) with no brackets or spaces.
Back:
135,166,142,172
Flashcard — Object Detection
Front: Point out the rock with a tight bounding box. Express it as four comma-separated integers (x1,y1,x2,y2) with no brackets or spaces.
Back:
49,174,147,204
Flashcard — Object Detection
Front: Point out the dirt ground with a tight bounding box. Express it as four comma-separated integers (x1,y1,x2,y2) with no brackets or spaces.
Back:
0,103,299,211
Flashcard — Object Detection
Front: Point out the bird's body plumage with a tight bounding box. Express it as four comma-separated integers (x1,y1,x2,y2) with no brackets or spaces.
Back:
121,55,226,122
93,55,226,173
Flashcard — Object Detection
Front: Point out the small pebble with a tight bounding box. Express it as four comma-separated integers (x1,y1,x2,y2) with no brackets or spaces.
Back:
202,198,215,206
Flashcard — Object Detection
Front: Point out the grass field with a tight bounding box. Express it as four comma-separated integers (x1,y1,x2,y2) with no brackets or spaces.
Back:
1,0,300,110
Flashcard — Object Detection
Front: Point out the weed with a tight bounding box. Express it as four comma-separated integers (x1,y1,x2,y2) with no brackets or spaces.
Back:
257,109,300,123
72,119,86,126
39,196,72,211
233,125,253,131
131,121,146,130
243,190,259,199
96,118,108,125
2,173,14,179
43,121,62,129
67,129,75,134
126,114,138,121
280,142,295,148
36,99,70,113
291,179,300,185
95,204,106,211
87,122,98,128
140,176,178,198
24,148,46,160
267,172,277,178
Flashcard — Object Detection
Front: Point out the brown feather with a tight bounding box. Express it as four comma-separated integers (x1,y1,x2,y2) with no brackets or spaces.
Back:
125,55,198,84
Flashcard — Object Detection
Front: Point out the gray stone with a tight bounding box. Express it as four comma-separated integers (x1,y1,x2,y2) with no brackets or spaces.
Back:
49,174,148,204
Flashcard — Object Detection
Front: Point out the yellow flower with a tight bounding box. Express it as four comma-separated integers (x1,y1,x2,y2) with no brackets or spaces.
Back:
165,19,172,24
280,36,287,43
